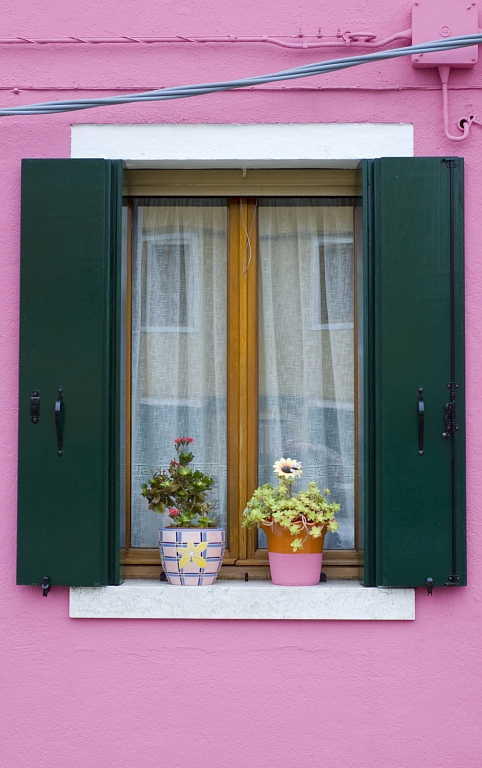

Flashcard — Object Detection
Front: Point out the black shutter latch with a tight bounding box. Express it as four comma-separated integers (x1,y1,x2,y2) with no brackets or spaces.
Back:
55,387,63,455
442,382,459,439
30,390,40,424
418,387,424,455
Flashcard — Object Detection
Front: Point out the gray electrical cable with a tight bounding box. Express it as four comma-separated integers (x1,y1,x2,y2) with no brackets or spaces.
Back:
0,33,481,116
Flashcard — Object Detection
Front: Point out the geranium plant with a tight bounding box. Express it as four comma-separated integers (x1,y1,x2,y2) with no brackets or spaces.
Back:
242,458,340,551
141,437,217,528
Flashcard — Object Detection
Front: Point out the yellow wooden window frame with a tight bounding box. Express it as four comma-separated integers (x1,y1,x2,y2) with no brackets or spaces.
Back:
123,170,361,580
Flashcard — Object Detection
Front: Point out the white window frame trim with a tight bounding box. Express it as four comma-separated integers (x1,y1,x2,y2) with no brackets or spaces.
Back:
70,121,415,620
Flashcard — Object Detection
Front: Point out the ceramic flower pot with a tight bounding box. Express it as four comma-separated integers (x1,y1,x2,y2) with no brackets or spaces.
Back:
263,521,328,586
159,527,225,586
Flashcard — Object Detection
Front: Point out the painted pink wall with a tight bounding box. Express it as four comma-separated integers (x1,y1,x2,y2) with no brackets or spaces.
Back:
1,1,482,766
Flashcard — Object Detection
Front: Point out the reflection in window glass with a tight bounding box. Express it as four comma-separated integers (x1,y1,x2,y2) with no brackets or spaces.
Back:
143,234,199,332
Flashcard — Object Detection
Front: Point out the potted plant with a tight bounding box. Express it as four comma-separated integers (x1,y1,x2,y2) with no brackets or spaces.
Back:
242,458,340,586
141,437,225,586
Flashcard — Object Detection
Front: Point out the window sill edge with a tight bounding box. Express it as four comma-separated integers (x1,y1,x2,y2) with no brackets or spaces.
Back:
69,579,415,620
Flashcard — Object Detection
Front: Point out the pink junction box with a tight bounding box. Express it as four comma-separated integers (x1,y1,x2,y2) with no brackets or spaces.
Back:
411,0,479,69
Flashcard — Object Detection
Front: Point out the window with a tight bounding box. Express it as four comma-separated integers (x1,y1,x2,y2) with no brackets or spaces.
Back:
17,157,466,590
123,171,361,580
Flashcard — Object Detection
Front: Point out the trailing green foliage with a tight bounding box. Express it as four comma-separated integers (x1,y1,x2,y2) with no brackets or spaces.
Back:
242,458,339,551
141,437,217,528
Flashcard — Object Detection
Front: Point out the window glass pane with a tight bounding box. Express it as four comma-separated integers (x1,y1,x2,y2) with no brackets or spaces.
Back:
131,199,228,547
258,198,355,550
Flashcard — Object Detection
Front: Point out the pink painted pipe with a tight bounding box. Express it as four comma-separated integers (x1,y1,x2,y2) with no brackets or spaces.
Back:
0,30,412,49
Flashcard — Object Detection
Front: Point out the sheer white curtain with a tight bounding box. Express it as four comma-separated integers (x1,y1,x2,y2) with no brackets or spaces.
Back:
258,198,355,549
131,199,228,547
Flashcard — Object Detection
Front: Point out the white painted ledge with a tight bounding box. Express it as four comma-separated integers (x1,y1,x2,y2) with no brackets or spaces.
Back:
70,580,415,620
71,123,414,168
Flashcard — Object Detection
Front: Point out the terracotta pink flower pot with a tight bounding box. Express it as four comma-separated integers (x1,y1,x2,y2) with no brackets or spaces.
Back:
263,521,328,586
159,527,225,586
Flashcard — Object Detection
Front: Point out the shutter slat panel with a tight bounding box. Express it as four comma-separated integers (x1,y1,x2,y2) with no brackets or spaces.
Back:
17,159,123,587
363,157,466,587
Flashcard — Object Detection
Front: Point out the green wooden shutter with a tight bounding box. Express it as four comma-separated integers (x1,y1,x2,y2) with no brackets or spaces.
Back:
17,159,123,588
363,157,466,588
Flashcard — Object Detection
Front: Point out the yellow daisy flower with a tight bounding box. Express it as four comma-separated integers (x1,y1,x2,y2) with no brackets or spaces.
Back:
273,458,302,478
178,540,208,569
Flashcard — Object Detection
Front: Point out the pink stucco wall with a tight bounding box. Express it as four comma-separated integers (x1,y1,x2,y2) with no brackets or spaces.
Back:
1,1,482,766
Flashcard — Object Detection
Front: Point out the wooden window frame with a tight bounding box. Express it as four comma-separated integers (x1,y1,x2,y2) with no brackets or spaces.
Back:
123,170,361,580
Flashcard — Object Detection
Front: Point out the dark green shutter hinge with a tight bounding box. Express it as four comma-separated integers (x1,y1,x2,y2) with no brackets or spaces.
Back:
445,575,461,586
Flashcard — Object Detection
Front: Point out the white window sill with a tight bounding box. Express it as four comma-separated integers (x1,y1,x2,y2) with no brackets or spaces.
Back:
69,579,415,620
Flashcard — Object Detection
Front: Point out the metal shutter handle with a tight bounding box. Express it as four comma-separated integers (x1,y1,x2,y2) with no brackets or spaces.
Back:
55,387,63,456
418,387,424,456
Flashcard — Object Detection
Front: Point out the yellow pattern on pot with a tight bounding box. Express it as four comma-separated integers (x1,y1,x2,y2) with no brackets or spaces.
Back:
178,540,208,569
